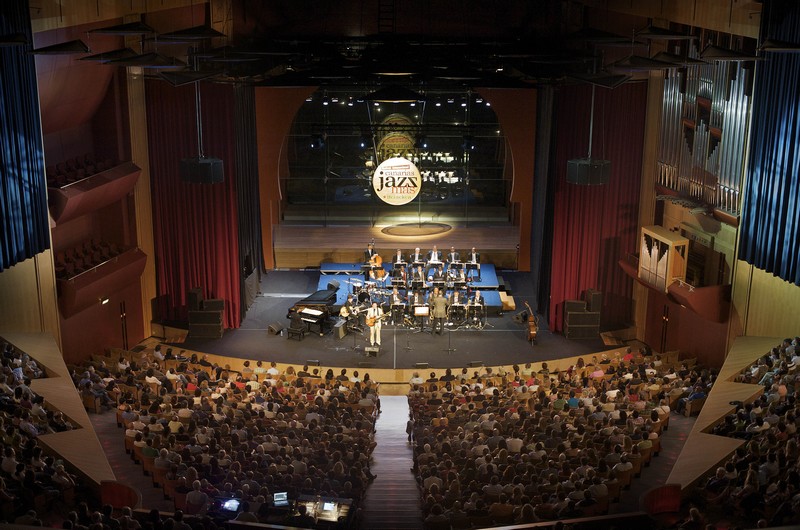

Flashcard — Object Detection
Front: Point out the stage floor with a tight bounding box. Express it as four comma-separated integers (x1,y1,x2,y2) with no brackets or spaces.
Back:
178,271,611,370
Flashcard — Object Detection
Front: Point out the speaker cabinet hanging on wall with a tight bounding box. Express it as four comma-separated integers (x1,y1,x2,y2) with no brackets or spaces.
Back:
566,158,611,185
180,157,224,184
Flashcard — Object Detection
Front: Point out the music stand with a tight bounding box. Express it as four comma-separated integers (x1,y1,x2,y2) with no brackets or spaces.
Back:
466,262,480,281
444,328,456,354
410,279,425,291
413,305,429,334
449,262,463,270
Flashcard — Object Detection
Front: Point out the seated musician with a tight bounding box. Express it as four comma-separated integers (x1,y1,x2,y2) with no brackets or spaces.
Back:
446,246,460,265
448,266,466,286
392,248,405,266
410,289,427,307
430,264,446,285
411,265,427,290
390,249,406,285
390,287,405,325
449,289,464,306
340,295,362,331
471,290,483,306
409,247,425,265
426,245,442,276
466,247,481,281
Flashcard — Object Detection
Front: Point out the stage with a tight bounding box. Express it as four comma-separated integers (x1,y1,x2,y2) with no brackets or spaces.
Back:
177,270,611,370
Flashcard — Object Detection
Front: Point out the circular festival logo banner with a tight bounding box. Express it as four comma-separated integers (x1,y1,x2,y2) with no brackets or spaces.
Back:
373,157,421,206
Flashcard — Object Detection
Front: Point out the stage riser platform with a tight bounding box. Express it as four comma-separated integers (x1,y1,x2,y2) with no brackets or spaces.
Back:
319,263,500,290
273,225,520,270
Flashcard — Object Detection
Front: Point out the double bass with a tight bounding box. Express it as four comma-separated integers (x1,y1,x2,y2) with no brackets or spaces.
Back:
370,254,386,279
524,301,539,344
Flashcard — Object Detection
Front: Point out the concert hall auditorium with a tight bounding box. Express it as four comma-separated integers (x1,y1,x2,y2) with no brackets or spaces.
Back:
2,1,800,529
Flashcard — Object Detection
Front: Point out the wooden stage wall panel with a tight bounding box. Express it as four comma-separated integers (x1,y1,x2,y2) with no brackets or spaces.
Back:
273,225,520,269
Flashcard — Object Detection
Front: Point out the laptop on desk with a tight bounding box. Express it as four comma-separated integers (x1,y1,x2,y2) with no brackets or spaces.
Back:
273,491,290,508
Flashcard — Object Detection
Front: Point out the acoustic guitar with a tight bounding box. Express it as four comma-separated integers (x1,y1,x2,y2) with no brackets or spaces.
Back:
366,312,390,327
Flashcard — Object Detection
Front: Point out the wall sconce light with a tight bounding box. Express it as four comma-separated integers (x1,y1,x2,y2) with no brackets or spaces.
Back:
100,297,110,305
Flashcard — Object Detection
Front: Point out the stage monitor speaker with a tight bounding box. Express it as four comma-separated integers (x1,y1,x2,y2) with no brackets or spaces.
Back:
267,322,284,335
358,361,374,368
469,361,484,367
563,300,586,313
327,280,340,291
189,310,222,324
334,319,347,339
306,360,320,366
567,158,611,185
203,298,225,311
365,346,380,357
180,157,224,184
414,362,429,369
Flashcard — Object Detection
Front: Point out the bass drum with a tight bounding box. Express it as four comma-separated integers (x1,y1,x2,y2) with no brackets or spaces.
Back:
357,291,371,304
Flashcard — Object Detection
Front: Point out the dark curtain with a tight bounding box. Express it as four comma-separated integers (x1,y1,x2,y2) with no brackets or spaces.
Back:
739,0,800,286
530,87,555,317
0,1,50,272
547,82,646,332
146,80,241,328
233,84,263,314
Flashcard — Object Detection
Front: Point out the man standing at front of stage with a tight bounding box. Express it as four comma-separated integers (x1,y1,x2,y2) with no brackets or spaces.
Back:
431,288,448,335
367,301,383,347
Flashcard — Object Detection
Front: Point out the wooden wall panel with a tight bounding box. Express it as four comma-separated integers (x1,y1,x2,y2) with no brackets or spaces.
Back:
733,262,800,339
126,67,157,336
0,251,61,344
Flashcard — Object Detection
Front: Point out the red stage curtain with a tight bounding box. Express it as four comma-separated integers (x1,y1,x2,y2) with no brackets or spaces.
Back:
548,82,646,332
146,81,241,328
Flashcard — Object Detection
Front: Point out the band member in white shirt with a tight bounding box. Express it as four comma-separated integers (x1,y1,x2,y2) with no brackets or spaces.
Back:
366,302,384,346
426,245,442,276
409,247,424,265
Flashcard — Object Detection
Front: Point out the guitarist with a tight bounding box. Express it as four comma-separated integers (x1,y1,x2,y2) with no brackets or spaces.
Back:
366,301,384,347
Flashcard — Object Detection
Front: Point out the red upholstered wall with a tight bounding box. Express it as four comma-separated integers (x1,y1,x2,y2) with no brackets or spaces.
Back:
548,82,647,333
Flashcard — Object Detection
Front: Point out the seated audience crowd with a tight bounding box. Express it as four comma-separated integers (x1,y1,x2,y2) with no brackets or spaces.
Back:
70,345,380,528
0,339,81,523
691,336,800,527
407,349,715,527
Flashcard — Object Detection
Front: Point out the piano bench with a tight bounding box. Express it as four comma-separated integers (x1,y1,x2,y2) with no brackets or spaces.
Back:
287,327,306,341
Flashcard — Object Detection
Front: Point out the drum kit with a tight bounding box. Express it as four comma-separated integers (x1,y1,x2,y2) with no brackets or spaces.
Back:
347,277,390,305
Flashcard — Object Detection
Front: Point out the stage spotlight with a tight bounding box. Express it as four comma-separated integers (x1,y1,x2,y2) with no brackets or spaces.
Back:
414,134,428,149
462,135,476,151
309,134,325,149
435,98,442,107
322,95,329,106
359,134,372,149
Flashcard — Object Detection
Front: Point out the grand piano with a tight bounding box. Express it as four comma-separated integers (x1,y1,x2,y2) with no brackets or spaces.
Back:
286,283,338,336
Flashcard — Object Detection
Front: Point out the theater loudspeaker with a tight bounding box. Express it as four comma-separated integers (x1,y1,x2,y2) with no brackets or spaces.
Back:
187,288,203,312
585,289,603,313
414,362,429,369
267,322,284,335
365,346,380,357
334,319,347,339
327,279,340,291
180,157,224,184
306,360,320,366
567,158,611,185
469,361,484,367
